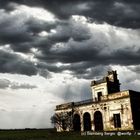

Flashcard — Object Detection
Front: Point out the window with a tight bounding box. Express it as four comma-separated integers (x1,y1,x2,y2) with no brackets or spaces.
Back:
113,113,121,128
97,92,102,101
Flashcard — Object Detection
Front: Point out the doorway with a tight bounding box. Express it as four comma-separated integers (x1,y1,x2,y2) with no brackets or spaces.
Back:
83,112,91,131
73,114,81,131
94,111,103,131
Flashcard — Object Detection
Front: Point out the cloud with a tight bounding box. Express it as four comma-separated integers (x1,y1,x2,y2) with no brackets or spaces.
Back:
0,0,140,129
24,0,140,28
0,5,140,80
0,1,140,80
36,16,140,78
0,79,10,89
10,83,37,90
111,65,140,92
128,65,140,74
0,89,64,129
0,2,57,46
0,78,37,89
0,47,38,75
1,0,140,28
0,73,92,129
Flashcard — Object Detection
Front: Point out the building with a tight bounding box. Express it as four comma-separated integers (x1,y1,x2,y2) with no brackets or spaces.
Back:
55,70,140,132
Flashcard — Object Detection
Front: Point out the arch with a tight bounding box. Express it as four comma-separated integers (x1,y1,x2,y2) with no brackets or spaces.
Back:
73,114,81,131
83,112,91,131
94,111,103,131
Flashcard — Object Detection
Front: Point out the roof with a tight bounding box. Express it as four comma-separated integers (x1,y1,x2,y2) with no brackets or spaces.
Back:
91,77,107,86
55,90,132,111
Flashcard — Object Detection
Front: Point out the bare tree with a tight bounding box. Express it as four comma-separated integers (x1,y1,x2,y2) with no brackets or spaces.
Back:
51,111,73,131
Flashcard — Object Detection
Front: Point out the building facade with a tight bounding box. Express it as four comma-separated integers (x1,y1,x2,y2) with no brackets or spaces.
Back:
55,71,140,132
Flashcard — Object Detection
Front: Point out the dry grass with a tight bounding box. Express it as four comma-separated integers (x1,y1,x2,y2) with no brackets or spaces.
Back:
0,129,139,140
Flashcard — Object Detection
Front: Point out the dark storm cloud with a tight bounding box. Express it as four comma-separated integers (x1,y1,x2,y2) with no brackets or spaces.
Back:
0,0,140,79
35,20,140,78
0,49,37,75
111,48,140,65
1,0,140,28
49,22,91,42
41,0,140,28
40,30,140,65
68,65,112,80
41,46,140,79
0,5,56,50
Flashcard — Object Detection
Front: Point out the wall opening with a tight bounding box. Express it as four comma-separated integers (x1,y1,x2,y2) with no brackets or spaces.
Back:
97,92,102,101
113,113,121,128
83,112,91,131
73,114,81,131
94,111,103,131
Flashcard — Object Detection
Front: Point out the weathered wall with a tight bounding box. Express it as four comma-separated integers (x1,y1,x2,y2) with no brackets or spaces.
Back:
91,82,108,101
73,96,133,131
55,71,135,132
103,97,133,131
55,91,134,132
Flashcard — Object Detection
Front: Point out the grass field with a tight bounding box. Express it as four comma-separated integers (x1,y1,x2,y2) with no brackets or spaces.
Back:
0,129,140,140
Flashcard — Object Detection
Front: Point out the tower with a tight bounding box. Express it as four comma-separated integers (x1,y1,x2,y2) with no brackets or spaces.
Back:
107,70,120,94
90,70,120,101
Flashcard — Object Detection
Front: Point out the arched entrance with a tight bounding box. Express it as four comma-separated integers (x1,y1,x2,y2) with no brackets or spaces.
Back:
83,112,91,131
94,111,103,131
73,114,81,131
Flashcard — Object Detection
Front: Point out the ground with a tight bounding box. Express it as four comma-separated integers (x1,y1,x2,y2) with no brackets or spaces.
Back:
0,129,139,140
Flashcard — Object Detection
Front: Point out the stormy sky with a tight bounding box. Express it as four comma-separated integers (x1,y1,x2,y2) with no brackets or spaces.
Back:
0,0,140,129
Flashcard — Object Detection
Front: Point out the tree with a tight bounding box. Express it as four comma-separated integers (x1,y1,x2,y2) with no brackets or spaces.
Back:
51,111,73,131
